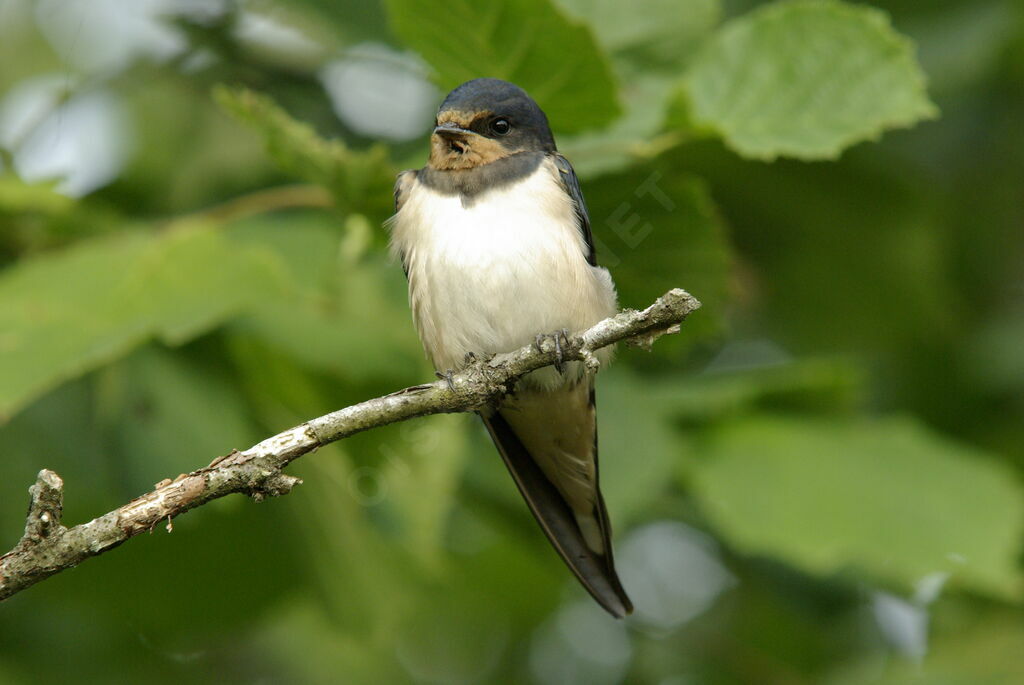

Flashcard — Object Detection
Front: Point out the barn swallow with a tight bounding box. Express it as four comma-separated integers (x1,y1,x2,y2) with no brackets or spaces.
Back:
388,78,632,617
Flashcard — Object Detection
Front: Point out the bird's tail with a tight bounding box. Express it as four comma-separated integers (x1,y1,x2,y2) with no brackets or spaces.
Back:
480,412,633,618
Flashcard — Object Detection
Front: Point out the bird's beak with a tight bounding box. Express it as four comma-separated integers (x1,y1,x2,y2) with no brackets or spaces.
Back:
433,122,476,138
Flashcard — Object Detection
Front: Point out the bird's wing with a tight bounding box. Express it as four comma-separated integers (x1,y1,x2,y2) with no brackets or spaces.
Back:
551,154,597,266
393,169,416,213
481,380,632,618
391,170,417,275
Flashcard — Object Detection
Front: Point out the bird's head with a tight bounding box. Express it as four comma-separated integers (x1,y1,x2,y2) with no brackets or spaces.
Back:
428,78,556,171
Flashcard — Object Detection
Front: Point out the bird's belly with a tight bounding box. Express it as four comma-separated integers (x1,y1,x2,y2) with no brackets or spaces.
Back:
423,211,593,364
397,176,617,376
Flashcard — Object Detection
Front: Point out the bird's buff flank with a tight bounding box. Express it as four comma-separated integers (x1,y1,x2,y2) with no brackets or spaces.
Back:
387,78,632,618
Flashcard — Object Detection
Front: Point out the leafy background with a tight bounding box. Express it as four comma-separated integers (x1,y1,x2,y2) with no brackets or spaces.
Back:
1,0,1022,682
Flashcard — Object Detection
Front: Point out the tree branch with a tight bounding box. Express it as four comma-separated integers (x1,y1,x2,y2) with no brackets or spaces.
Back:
0,288,700,601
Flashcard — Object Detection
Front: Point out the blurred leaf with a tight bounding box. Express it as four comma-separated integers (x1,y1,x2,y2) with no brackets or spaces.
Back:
231,278,421,385
287,0,392,45
666,143,960,361
254,598,412,684
691,416,1024,598
966,314,1024,395
660,357,864,424
601,359,862,522
380,415,470,566
214,86,395,219
0,225,285,420
383,0,620,131
681,0,938,160
226,213,423,385
394,582,511,683
598,367,687,524
0,175,73,216
560,74,684,177
123,77,277,213
827,612,1024,684
556,0,719,69
100,346,260,484
586,169,732,348
543,0,718,175
908,0,1019,96
0,175,113,256
288,453,424,635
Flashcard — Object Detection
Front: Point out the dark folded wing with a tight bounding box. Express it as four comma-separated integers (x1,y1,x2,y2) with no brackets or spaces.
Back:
480,399,632,618
551,153,598,266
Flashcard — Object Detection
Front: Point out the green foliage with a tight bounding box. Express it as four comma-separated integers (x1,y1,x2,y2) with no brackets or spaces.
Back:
384,0,621,130
827,612,1024,684
555,0,720,173
105,346,262,479
2,0,1022,683
224,214,423,385
556,0,720,68
0,224,285,420
681,0,938,159
585,169,732,345
214,86,395,219
0,176,73,216
691,416,1024,598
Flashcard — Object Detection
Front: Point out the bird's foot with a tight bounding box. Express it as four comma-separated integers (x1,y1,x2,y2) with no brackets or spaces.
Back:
534,328,572,374
435,369,456,391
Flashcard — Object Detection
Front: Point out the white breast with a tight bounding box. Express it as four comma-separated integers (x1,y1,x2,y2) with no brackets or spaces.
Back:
389,160,617,381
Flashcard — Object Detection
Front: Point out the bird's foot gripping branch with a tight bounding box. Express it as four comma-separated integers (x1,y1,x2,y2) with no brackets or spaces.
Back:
0,288,700,601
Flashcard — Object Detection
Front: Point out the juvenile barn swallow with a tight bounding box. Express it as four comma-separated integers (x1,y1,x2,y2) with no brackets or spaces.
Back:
388,78,632,617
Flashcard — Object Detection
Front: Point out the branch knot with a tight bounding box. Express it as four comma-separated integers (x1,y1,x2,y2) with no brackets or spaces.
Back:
19,470,66,547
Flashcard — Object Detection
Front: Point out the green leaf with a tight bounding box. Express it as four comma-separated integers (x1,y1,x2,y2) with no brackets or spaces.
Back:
379,414,471,566
0,226,285,420
826,613,1024,684
681,0,938,160
690,416,1024,599
225,213,424,385
597,367,689,524
657,357,864,424
0,175,74,216
601,359,862,522
555,1,720,175
253,599,412,684
214,86,395,219
556,0,719,69
382,0,620,131
585,169,733,348
560,74,685,177
101,347,261,483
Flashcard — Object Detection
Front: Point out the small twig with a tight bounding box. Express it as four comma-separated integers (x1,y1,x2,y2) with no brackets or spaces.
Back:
167,183,334,229
0,288,700,601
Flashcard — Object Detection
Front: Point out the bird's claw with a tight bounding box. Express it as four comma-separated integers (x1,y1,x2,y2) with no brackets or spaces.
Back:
436,369,456,391
535,329,572,374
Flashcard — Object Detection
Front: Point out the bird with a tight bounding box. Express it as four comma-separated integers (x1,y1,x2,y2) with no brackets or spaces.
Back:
387,78,632,618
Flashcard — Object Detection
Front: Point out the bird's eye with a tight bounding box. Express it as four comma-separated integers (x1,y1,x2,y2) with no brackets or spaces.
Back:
490,118,511,135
